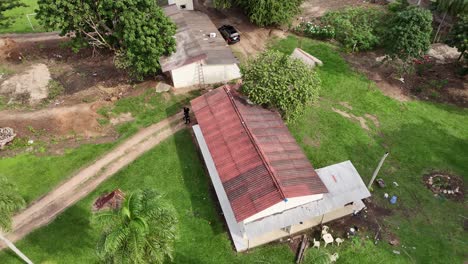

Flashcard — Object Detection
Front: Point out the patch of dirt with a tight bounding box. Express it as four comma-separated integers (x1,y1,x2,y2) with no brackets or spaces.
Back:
299,0,378,20
198,1,284,59
110,113,134,125
339,101,353,110
0,38,129,96
0,103,106,138
303,135,321,148
344,49,467,107
364,113,380,128
0,63,51,103
423,172,464,202
332,107,372,131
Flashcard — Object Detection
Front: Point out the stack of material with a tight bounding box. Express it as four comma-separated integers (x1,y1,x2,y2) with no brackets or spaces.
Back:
92,189,125,211
290,48,323,68
0,127,16,149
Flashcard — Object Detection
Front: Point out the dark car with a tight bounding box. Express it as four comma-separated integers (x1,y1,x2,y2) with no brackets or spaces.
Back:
218,25,240,44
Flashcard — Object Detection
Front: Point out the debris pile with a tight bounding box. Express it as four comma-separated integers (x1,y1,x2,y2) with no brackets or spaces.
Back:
0,127,16,149
423,172,464,202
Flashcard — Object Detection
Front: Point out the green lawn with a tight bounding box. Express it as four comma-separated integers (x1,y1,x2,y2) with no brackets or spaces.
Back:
1,36,467,263
0,0,44,34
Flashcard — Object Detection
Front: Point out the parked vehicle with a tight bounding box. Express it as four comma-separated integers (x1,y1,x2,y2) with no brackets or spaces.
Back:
218,25,240,44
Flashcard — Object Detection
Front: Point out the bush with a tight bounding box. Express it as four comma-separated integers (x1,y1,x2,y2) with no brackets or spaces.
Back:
241,50,321,122
322,7,387,51
384,7,433,62
295,22,335,40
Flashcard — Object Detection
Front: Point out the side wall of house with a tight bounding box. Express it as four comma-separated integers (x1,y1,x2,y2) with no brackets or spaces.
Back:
171,62,241,88
168,0,194,10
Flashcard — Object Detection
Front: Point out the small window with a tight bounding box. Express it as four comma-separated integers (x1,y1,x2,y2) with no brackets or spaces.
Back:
180,4,186,9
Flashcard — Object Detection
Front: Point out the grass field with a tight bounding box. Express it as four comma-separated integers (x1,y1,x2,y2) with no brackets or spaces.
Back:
0,0,44,34
1,36,467,263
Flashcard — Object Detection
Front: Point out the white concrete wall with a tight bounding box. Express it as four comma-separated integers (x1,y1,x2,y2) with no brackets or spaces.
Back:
243,194,324,224
168,0,194,10
246,202,357,250
170,62,241,88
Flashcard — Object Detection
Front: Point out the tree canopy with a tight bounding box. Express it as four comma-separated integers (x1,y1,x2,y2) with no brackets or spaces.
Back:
241,50,321,122
213,0,303,26
446,14,468,61
0,0,26,28
0,177,25,231
385,7,433,61
93,189,178,264
36,0,177,79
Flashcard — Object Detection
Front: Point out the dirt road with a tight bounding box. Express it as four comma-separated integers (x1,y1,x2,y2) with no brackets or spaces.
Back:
1,114,185,245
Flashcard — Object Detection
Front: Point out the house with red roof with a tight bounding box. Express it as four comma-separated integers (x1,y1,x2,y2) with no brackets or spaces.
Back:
191,84,371,251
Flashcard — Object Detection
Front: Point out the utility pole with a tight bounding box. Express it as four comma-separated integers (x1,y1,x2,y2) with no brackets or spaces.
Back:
368,152,389,190
0,233,34,264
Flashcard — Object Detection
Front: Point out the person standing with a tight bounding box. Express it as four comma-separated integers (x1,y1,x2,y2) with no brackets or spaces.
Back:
183,107,190,124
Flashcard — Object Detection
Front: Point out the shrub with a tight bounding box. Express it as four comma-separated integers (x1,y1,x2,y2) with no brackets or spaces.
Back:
295,22,335,40
47,80,65,100
241,50,321,122
322,7,387,51
384,7,433,62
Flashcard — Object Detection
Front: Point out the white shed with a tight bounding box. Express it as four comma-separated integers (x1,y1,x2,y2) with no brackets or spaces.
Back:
160,5,241,88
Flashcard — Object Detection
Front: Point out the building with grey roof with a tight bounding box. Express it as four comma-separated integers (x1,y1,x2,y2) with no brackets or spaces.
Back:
160,5,241,88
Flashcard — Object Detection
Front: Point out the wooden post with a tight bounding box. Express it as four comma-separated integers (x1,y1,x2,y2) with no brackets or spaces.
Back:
368,152,389,190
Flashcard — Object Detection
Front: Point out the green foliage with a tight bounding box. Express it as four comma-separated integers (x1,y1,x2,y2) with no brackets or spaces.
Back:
322,7,387,51
387,0,410,12
434,0,468,16
446,14,468,61
0,177,25,231
237,0,303,26
241,50,321,121
295,22,335,40
47,80,64,100
385,7,433,61
93,189,178,264
0,0,26,27
214,0,302,26
36,0,176,79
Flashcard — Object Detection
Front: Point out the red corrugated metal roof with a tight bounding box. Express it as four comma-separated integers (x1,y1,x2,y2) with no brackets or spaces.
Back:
192,85,328,222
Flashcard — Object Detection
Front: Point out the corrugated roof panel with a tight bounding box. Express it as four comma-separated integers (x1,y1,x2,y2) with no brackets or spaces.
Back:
191,85,328,222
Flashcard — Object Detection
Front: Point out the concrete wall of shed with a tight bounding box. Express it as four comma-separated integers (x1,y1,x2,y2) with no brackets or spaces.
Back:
243,194,324,224
171,62,241,88
168,0,194,10
243,203,356,251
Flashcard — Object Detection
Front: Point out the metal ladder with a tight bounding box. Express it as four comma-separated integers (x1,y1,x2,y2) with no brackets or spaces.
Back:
196,62,205,88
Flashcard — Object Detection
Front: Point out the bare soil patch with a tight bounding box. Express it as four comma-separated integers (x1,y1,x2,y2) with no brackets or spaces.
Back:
0,63,51,103
344,50,467,107
332,107,380,131
423,172,464,202
0,103,105,138
198,2,285,59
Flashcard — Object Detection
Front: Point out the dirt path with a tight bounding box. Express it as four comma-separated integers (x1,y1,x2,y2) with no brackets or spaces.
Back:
0,114,185,245
0,32,62,43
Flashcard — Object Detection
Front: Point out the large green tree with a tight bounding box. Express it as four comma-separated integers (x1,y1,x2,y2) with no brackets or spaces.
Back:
0,177,33,264
93,189,178,264
385,7,433,62
36,0,176,78
213,0,303,26
0,0,26,27
241,50,321,122
446,14,468,61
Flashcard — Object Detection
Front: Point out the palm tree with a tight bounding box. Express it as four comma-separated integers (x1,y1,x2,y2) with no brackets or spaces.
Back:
93,189,178,264
433,0,468,43
0,177,33,264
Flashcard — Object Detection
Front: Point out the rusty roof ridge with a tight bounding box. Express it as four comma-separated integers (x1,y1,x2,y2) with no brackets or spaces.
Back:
223,85,287,201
